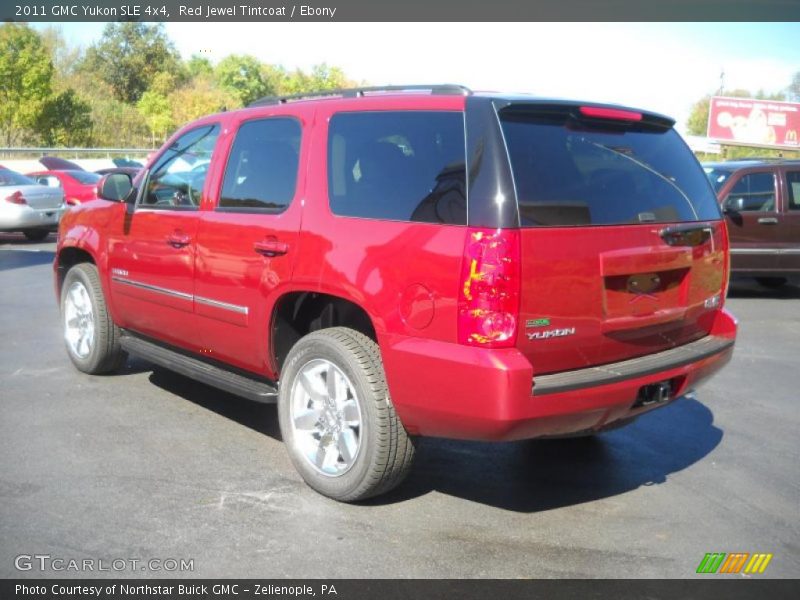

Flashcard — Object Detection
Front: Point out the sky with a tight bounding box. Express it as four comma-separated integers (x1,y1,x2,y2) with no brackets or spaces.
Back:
32,22,800,134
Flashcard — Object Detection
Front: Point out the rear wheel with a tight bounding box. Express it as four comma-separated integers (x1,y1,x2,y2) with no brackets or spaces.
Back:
278,327,415,502
61,263,126,374
755,277,787,289
23,229,49,241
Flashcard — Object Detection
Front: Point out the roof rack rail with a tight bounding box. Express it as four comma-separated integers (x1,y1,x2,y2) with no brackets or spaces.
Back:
248,84,472,107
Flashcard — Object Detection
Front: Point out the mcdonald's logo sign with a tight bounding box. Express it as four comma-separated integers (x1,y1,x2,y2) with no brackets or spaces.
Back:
696,552,773,574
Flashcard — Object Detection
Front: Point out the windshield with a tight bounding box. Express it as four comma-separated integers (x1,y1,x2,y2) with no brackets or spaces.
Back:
499,109,721,226
703,167,734,193
67,170,102,185
0,169,36,187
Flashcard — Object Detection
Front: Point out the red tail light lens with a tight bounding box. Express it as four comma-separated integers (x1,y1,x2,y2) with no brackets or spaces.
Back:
4,191,27,205
458,228,521,348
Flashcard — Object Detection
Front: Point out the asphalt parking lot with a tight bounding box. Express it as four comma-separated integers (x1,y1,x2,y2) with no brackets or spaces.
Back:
1,232,798,579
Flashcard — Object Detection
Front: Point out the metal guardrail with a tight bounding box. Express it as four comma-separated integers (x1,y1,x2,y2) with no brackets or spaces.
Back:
0,147,154,159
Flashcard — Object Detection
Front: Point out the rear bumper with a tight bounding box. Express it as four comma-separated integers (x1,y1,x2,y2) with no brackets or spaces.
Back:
0,203,65,231
381,308,737,441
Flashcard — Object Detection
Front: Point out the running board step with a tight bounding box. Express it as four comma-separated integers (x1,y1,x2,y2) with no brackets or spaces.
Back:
120,334,278,403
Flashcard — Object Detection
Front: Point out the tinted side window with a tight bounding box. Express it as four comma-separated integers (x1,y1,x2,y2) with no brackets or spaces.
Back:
328,111,466,224
143,125,219,209
723,172,776,212
787,171,800,210
219,118,301,212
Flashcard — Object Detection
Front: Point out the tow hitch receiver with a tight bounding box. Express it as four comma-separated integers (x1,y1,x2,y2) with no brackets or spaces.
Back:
634,381,673,408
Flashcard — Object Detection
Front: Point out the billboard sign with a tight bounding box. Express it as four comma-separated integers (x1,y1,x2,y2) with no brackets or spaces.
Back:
707,96,800,149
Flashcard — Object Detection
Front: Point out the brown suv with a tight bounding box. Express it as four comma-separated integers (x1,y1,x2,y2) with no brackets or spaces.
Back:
704,159,800,288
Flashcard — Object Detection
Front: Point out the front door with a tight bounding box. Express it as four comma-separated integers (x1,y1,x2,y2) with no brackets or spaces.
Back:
722,170,781,273
107,124,221,351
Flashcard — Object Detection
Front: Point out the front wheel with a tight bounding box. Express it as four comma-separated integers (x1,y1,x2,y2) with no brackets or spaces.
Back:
278,327,415,502
61,263,126,374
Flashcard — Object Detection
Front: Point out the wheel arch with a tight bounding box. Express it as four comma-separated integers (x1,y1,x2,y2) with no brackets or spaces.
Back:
270,290,378,376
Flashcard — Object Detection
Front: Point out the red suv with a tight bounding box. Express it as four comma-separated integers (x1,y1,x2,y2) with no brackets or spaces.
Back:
54,86,737,501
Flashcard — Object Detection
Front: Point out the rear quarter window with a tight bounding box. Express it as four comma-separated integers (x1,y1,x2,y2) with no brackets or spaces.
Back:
327,111,467,224
499,110,721,226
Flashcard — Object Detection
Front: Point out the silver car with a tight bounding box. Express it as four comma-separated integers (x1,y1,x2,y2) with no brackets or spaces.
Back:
0,168,66,241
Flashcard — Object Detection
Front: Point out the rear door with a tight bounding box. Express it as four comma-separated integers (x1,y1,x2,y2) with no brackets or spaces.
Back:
496,104,726,375
720,170,780,273
193,111,308,377
778,168,800,273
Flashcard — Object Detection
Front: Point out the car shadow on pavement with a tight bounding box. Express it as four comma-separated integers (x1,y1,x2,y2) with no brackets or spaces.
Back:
372,396,723,511
0,248,55,272
144,365,722,512
727,279,800,299
147,368,282,439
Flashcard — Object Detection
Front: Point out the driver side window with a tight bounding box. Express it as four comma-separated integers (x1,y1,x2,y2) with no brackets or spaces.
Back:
142,124,220,209
723,172,776,212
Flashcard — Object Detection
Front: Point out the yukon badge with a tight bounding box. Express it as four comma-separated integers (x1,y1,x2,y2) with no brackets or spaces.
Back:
526,327,576,341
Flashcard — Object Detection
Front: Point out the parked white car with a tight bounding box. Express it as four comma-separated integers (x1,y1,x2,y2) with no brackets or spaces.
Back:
0,168,66,241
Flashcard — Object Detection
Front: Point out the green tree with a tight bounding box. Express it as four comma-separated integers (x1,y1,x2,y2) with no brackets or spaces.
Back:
215,54,274,106
81,23,182,103
281,63,355,95
35,89,93,147
137,91,174,146
0,23,53,145
168,77,237,126
187,55,213,79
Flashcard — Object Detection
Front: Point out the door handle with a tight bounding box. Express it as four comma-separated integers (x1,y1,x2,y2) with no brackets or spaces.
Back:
254,240,289,257
167,231,191,248
757,217,778,225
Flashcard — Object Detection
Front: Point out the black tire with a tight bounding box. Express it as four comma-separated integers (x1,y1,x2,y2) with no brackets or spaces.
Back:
278,327,415,502
755,277,787,289
60,263,126,374
23,229,50,241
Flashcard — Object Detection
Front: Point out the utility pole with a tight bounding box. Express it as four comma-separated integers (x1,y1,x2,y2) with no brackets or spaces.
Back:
717,69,725,95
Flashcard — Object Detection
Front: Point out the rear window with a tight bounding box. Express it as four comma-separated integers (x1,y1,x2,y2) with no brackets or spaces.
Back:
499,109,721,226
0,170,35,186
66,170,101,185
328,111,466,224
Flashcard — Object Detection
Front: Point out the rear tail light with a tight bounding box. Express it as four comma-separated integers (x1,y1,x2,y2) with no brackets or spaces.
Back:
458,228,521,348
4,191,27,205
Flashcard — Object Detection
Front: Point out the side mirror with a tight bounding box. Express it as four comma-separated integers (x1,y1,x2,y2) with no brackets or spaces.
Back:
97,173,133,202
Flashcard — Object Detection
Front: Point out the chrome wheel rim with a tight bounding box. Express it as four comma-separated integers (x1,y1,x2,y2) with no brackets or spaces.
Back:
63,281,95,359
289,359,362,477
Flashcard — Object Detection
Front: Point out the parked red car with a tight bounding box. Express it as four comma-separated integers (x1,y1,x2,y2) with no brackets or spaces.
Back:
55,85,737,501
27,170,101,206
